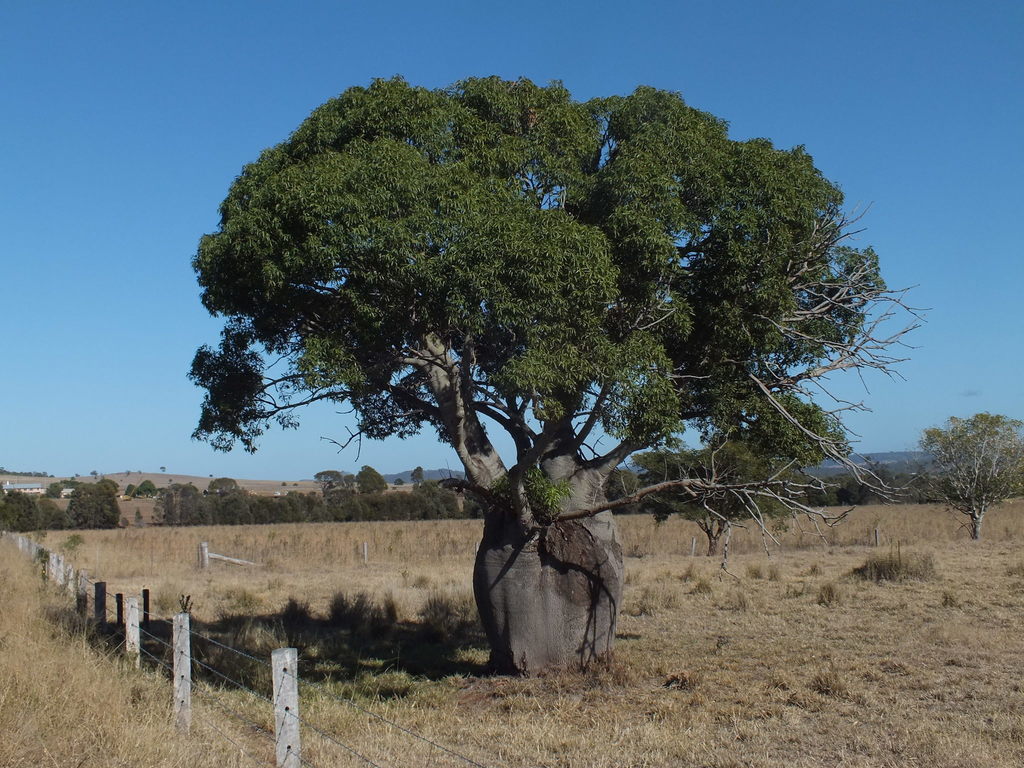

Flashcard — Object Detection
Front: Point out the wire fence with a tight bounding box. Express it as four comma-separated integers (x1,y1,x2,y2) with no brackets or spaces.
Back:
3,531,496,768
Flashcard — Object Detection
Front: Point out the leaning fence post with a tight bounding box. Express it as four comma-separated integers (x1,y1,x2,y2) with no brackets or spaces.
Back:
272,647,301,768
77,570,90,616
126,597,140,668
173,612,192,733
198,541,209,569
94,582,107,626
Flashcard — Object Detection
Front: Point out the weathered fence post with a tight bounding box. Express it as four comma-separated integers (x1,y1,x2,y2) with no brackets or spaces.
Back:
142,588,150,630
116,593,125,626
77,570,90,616
94,581,107,626
690,537,697,557
126,597,140,668
65,562,76,598
362,541,368,564
272,647,301,768
874,527,880,547
173,612,192,733
198,541,209,569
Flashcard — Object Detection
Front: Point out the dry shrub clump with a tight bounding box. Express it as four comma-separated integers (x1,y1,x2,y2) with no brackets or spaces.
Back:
817,581,842,607
853,547,936,582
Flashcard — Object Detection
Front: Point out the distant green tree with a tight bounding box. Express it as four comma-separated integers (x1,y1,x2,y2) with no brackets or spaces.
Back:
134,480,158,498
45,481,64,498
1,492,37,531
124,483,137,497
155,483,205,526
635,441,792,555
314,470,346,494
68,480,120,529
410,467,425,486
920,413,1024,540
393,478,405,486
356,465,387,494
208,477,240,494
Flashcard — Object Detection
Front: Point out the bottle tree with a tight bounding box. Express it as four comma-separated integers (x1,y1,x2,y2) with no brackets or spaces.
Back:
190,77,911,674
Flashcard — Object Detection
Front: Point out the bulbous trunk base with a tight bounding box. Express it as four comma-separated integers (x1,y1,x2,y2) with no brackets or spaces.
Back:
473,511,624,675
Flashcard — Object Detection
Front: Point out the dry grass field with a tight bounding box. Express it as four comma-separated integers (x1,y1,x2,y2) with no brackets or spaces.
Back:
6,500,1024,767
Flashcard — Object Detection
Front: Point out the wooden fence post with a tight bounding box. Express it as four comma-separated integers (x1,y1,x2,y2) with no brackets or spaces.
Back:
690,537,697,557
198,541,209,569
272,647,301,768
77,570,90,616
173,613,192,733
874,527,880,547
362,541,368,564
65,562,76,598
126,597,140,668
142,588,150,630
94,582,107,626
116,593,124,626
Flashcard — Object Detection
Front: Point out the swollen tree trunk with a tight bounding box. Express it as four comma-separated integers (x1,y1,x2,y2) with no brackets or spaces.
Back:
473,509,624,675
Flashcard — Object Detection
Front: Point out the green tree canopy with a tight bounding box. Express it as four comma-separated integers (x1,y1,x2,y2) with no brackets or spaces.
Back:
633,440,793,555
68,480,120,529
190,76,910,674
208,477,241,494
920,413,1024,540
355,465,387,494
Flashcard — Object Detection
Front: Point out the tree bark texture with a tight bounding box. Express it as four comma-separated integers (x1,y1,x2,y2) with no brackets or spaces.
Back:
473,510,624,675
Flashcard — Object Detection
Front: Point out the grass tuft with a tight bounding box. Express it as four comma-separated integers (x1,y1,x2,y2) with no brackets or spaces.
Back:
853,547,936,582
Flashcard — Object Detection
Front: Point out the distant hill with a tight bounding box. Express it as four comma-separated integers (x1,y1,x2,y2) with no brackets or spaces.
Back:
811,451,932,477
383,468,464,484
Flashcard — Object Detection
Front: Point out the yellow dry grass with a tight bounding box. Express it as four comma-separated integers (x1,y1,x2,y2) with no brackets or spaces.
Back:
10,499,1024,767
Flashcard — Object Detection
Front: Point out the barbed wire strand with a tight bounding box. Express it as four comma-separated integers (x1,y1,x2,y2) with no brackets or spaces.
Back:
284,669,488,768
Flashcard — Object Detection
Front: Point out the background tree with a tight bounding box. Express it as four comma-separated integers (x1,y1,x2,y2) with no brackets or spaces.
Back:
134,479,158,498
920,413,1024,540
410,467,425,486
207,477,240,495
314,470,346,494
191,77,911,674
355,465,387,494
67,479,119,529
635,441,793,555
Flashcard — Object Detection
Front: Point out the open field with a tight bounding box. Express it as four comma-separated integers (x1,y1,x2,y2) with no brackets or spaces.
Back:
8,500,1024,767
1,471,324,496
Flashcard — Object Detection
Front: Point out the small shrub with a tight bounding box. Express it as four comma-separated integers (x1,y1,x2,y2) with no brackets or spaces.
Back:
767,564,782,582
60,534,84,556
941,590,961,608
663,670,701,690
632,585,679,616
804,563,822,577
220,587,262,616
418,590,476,643
810,664,847,697
853,546,936,582
746,563,764,580
817,582,841,607
784,582,807,599
411,574,432,589
691,578,712,596
328,591,398,636
723,590,749,612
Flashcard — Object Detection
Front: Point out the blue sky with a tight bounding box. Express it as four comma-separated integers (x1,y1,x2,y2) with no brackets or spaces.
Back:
2,1,1021,480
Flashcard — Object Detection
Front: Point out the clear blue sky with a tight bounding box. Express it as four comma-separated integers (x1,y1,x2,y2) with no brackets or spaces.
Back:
2,1,1021,480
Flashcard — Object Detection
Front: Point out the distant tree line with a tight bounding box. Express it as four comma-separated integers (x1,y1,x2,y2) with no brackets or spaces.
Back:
1,479,120,531
153,475,476,527
0,467,53,477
